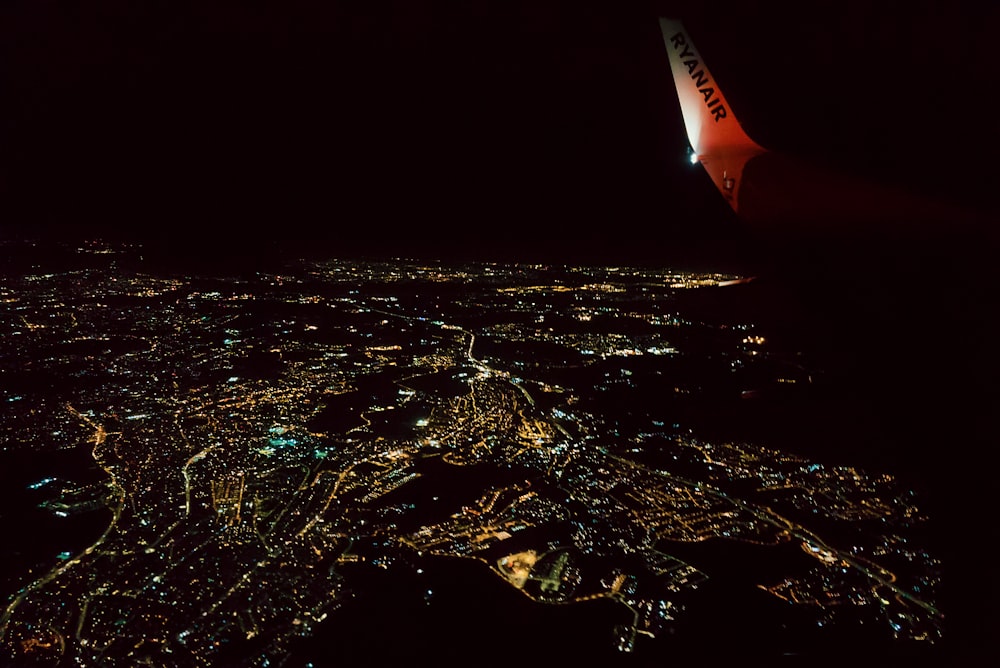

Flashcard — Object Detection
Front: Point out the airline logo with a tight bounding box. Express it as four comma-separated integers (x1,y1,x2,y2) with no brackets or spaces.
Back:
668,31,727,123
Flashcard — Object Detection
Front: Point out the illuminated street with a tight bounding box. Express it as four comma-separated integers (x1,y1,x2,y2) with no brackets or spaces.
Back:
0,243,943,665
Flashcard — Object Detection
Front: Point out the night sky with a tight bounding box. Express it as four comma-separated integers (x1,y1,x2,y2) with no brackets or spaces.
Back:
2,0,996,265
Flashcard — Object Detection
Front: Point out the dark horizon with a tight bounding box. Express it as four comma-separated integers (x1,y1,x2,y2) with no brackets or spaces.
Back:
2,1,996,266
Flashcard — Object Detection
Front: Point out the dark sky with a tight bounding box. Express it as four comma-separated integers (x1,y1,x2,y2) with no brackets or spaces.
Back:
1,0,996,264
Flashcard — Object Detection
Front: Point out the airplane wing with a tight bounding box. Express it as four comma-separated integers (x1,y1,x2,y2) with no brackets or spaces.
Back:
658,18,765,215
657,18,989,243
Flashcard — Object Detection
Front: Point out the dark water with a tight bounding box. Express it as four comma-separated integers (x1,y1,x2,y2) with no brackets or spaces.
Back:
286,542,937,667
287,457,641,666
287,556,635,668
0,447,113,598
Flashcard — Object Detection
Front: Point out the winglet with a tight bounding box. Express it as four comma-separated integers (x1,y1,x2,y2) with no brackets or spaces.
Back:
659,18,766,212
